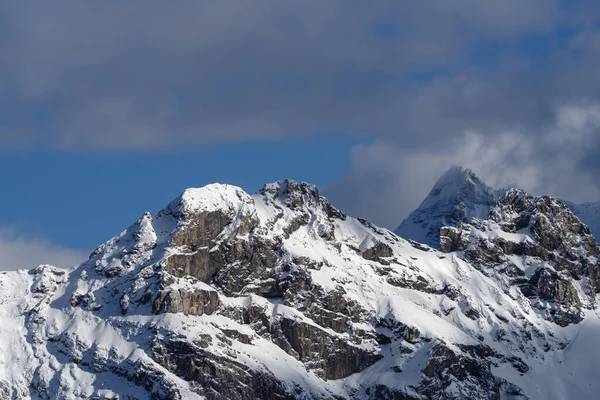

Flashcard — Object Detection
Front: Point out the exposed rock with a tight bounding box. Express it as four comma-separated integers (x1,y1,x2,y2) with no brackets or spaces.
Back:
527,268,583,326
3,179,599,399
440,226,468,253
441,188,600,326
119,294,130,315
154,285,220,316
151,337,297,400
277,316,381,380
419,342,502,400
362,241,394,262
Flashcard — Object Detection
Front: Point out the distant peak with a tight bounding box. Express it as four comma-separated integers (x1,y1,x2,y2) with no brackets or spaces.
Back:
395,166,498,247
426,166,488,199
436,165,477,184
443,165,475,177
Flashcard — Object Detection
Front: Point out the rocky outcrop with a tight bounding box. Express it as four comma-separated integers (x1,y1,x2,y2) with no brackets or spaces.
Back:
440,189,599,326
153,284,220,316
439,226,468,253
231,300,380,381
362,241,394,262
277,317,381,380
418,342,502,400
151,337,297,400
526,268,583,326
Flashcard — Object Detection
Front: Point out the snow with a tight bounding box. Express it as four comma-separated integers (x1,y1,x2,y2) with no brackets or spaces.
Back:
395,166,503,247
567,200,600,240
398,166,600,249
0,179,599,399
178,184,251,214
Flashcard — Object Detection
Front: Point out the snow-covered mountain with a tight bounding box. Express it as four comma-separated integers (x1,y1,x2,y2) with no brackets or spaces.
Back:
1,179,600,399
563,200,600,241
396,166,600,247
395,166,504,247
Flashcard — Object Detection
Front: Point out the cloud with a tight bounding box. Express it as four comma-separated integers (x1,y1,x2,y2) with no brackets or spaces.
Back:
0,0,567,149
0,228,86,271
2,0,600,236
324,102,600,229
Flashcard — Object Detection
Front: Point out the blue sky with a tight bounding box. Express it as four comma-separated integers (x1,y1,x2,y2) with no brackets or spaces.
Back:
1,1,600,269
0,136,361,251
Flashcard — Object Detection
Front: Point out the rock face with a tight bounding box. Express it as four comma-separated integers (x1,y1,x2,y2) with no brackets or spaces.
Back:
1,180,600,399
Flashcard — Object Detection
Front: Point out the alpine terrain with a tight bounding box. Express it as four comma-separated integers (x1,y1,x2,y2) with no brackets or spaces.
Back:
1,179,600,399
396,166,600,247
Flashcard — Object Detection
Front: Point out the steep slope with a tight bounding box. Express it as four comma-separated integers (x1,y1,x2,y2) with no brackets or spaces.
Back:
0,181,599,399
395,166,503,248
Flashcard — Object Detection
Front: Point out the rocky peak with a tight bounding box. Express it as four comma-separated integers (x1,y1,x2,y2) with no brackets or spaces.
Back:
490,189,598,254
395,166,502,248
428,166,486,198
259,179,345,219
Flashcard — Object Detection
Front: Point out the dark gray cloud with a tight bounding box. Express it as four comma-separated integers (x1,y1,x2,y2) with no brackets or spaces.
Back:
322,4,600,227
0,0,564,149
2,1,600,230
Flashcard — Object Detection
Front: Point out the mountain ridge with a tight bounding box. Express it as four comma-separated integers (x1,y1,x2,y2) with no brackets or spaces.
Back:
395,166,600,248
0,179,599,399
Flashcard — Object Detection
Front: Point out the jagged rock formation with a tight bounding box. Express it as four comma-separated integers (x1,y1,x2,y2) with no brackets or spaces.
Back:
397,166,600,248
0,180,599,399
440,189,600,327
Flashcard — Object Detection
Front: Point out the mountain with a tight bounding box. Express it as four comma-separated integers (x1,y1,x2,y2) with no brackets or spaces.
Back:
395,166,504,248
563,200,600,240
396,166,600,247
1,180,600,399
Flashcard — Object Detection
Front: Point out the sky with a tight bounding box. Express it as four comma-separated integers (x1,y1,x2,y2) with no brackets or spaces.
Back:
2,1,600,269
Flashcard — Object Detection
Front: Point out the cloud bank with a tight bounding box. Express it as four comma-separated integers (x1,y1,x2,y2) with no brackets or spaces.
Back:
324,102,600,228
0,0,578,149
0,229,86,271
2,1,600,229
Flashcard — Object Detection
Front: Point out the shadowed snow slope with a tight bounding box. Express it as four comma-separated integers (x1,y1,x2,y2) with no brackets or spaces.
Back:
0,179,599,399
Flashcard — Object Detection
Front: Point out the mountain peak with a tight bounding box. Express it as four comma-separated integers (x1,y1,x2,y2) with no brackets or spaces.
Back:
435,165,476,183
395,166,501,247
175,184,250,215
428,165,486,198
4,177,600,398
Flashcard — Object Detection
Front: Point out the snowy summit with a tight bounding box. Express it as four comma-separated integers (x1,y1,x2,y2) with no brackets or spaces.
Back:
395,166,503,247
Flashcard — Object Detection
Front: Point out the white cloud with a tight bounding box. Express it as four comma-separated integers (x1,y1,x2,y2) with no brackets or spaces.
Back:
0,228,86,271
324,103,600,229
